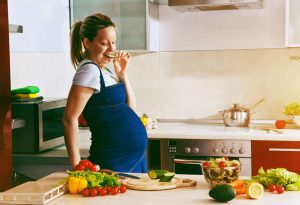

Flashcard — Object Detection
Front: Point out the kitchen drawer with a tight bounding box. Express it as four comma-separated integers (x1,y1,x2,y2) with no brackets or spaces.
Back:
252,140,300,175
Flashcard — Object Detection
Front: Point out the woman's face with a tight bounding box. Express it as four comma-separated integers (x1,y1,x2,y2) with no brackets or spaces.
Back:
84,26,116,66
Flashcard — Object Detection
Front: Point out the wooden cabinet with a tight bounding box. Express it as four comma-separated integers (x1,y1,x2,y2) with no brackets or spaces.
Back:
285,0,300,47
71,0,159,51
252,140,300,175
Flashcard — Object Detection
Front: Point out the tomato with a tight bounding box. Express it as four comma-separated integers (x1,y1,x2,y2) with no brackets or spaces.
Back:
268,184,276,192
82,189,90,197
110,187,119,195
276,185,285,194
79,159,93,168
202,161,210,167
99,188,107,196
74,164,85,171
87,164,97,172
275,120,286,129
89,189,98,197
218,161,227,169
119,185,127,193
105,186,112,193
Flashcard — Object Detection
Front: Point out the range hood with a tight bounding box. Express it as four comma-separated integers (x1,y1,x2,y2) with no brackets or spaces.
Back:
168,0,263,11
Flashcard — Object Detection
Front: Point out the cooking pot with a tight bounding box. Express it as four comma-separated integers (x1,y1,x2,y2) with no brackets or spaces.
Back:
220,104,250,127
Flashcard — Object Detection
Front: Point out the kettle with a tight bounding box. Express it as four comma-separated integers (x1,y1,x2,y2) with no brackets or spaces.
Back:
220,104,250,127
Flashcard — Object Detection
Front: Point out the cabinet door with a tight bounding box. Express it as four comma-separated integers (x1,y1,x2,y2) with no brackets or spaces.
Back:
285,0,300,47
71,0,153,51
252,140,300,175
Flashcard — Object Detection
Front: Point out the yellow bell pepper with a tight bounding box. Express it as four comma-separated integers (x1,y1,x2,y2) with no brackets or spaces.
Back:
68,176,88,194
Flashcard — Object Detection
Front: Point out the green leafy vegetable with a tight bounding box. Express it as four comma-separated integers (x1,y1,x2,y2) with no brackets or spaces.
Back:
283,102,300,115
67,170,120,188
252,167,300,190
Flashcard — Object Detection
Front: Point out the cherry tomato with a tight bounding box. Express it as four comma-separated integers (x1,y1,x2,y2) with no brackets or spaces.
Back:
74,164,85,171
218,161,227,169
268,184,276,192
275,120,286,129
99,188,107,196
223,157,229,161
119,185,127,193
79,159,93,167
87,164,97,172
202,161,210,167
276,185,285,194
110,187,119,195
89,189,98,197
82,189,90,197
105,186,112,193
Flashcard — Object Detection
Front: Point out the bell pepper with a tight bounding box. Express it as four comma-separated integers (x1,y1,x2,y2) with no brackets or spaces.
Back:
68,176,88,194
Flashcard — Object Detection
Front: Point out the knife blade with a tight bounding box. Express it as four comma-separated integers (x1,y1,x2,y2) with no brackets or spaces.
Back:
116,173,140,179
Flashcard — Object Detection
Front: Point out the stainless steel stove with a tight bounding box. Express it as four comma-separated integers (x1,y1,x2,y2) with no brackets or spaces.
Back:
160,139,252,176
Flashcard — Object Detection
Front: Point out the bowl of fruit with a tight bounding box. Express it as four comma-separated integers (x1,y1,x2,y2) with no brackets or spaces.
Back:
201,158,241,187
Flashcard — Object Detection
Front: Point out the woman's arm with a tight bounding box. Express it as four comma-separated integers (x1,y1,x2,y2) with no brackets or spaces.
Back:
63,85,94,168
113,51,137,110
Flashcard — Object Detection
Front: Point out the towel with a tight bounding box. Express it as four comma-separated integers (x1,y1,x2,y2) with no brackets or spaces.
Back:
11,86,40,95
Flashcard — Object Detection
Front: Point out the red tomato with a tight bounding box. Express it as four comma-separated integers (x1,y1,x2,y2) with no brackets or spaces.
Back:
276,185,285,194
79,159,93,168
105,186,112,193
218,161,227,169
74,164,85,171
87,164,97,172
99,188,107,196
275,120,286,129
268,184,276,192
82,189,90,197
119,185,127,193
110,187,119,195
89,189,98,197
202,161,210,167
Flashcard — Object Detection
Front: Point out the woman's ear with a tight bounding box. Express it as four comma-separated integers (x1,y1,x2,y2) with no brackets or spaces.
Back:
83,38,90,49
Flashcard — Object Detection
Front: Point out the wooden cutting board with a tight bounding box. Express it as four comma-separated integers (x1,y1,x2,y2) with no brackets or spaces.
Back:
121,177,196,191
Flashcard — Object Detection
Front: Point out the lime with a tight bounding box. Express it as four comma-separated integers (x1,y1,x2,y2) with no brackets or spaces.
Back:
246,182,264,199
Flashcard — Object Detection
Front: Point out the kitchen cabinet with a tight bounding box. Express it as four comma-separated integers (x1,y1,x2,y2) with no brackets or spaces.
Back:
285,0,300,47
252,140,300,175
71,0,159,51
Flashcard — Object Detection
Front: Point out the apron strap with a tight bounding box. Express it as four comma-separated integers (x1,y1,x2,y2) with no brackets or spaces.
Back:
80,61,106,91
128,151,147,172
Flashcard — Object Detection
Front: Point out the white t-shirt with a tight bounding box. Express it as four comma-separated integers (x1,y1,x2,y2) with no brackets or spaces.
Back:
72,59,119,93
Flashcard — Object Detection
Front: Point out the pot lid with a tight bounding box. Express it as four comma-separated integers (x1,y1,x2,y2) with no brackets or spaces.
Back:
225,104,248,112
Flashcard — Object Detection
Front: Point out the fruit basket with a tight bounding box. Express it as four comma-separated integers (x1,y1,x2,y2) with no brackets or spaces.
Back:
201,158,241,187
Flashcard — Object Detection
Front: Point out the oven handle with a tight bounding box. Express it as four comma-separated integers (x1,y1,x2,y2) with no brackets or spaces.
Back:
268,148,300,152
173,159,204,165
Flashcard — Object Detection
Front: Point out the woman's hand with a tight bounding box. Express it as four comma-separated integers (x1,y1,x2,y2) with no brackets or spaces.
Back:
113,51,131,81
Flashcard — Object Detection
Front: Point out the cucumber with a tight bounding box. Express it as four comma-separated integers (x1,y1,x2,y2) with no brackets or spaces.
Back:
159,172,176,182
148,170,169,179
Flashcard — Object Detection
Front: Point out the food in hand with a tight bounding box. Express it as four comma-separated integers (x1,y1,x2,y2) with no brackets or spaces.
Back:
209,184,236,202
74,159,97,172
202,158,241,186
104,52,116,58
246,181,264,199
275,120,286,129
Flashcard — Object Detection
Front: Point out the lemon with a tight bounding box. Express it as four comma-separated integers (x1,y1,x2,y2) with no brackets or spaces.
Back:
140,117,148,126
246,182,264,199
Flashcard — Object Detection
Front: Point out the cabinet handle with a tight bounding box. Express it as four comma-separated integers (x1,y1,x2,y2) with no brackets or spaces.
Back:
173,159,204,165
269,148,300,152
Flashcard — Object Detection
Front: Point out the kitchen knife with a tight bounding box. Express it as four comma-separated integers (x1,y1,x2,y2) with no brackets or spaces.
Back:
116,173,140,179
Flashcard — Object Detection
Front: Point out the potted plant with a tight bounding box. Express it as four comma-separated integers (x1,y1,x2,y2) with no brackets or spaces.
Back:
283,102,300,127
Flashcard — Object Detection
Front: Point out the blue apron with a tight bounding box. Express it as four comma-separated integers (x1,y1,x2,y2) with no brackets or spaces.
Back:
82,62,148,173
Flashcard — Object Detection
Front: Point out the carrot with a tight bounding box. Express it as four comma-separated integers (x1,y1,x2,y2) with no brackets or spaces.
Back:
235,185,246,194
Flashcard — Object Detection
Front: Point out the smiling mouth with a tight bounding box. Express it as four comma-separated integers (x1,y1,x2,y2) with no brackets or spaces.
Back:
104,52,116,58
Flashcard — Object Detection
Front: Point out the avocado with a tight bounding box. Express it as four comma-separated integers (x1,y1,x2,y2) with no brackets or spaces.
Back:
209,184,236,202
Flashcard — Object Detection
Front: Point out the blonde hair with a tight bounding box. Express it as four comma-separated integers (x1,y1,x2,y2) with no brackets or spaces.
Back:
70,13,115,68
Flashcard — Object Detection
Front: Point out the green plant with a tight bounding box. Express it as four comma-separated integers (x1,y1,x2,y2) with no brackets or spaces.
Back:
283,102,300,116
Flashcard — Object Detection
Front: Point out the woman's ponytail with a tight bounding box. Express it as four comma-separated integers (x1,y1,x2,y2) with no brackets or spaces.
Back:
70,21,84,69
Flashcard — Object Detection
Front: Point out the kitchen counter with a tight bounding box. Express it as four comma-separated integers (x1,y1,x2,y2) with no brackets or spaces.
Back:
44,174,300,205
147,122,300,141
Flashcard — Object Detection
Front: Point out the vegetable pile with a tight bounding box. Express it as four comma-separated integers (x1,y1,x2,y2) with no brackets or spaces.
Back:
67,159,126,197
252,167,300,191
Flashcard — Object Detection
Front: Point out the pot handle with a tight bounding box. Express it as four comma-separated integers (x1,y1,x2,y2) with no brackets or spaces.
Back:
248,98,265,110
